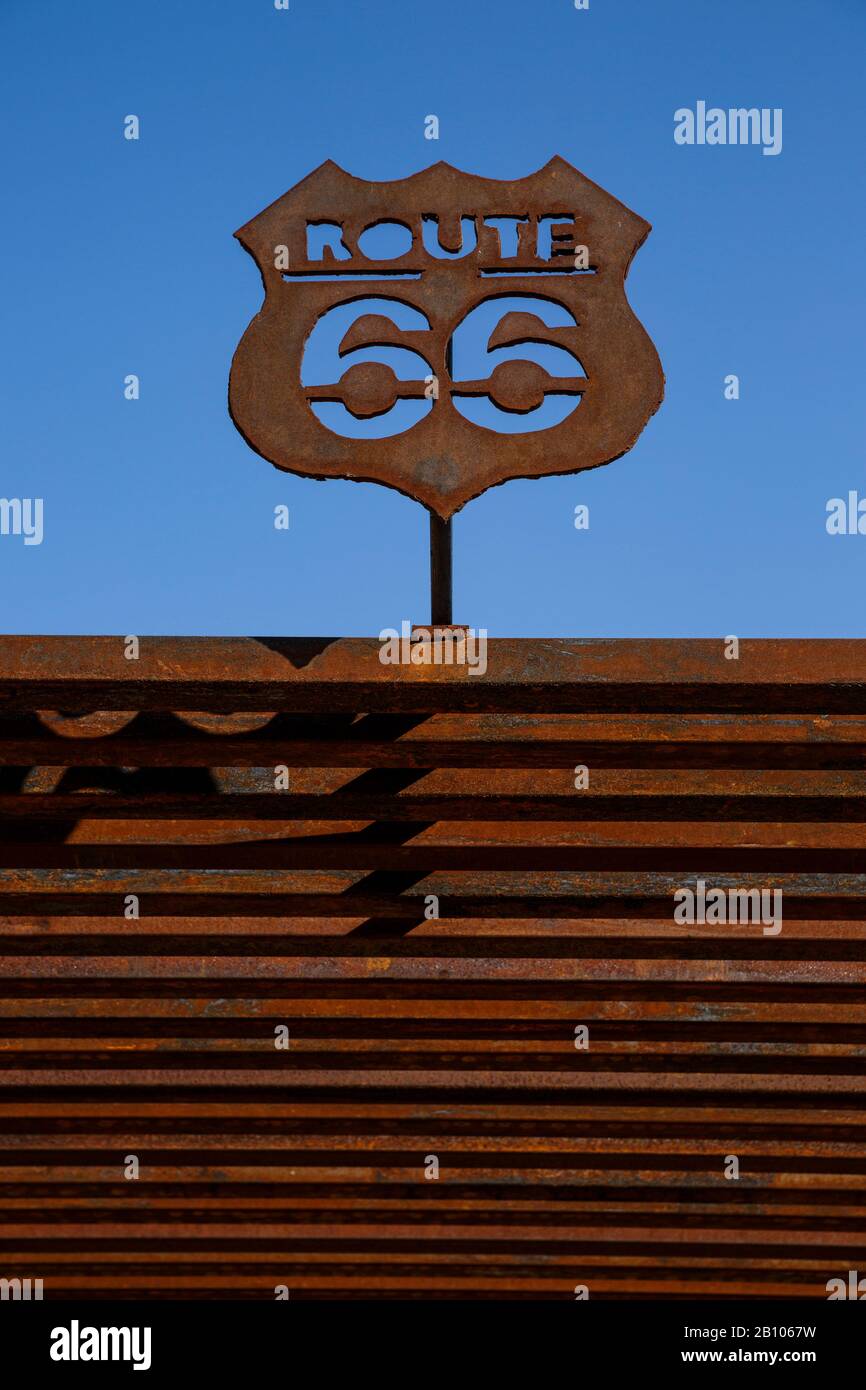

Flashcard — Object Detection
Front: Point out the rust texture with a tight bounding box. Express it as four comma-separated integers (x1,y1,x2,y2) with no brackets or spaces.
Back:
0,637,864,1299
229,159,664,517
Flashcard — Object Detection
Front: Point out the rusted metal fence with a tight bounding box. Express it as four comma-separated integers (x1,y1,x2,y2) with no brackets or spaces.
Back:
0,637,864,1298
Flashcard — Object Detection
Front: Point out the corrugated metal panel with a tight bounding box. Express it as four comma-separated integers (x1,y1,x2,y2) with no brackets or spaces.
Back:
0,637,863,1299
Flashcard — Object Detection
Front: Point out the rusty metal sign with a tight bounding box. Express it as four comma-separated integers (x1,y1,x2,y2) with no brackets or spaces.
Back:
229,158,664,518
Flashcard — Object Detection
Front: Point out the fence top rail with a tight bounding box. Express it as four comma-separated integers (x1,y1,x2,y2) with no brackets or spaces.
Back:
0,638,864,713
0,636,865,682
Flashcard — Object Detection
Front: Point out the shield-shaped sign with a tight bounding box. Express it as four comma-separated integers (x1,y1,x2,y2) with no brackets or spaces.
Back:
229,157,664,518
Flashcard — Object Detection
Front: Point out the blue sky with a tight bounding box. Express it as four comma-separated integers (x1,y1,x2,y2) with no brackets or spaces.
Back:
1,0,864,636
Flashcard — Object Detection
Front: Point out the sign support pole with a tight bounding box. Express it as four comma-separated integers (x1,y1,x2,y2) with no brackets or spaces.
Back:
429,334,454,626
429,513,452,625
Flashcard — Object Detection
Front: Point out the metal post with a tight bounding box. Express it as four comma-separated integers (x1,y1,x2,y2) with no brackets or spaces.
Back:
429,512,452,626
429,336,455,626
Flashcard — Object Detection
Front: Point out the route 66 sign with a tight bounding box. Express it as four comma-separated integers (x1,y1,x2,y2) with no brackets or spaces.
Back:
229,157,664,518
